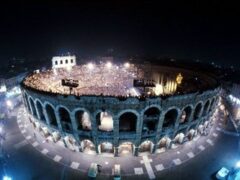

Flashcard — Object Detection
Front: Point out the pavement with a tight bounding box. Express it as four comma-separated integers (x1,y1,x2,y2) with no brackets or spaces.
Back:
1,104,239,180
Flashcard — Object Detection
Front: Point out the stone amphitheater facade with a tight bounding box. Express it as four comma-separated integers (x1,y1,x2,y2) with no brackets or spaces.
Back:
20,84,220,156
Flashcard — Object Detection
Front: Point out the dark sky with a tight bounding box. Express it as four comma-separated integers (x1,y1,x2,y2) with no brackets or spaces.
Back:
0,1,239,67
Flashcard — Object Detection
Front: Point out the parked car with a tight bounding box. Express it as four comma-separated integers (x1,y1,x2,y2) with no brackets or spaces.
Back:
216,167,230,180
113,164,121,180
88,163,101,179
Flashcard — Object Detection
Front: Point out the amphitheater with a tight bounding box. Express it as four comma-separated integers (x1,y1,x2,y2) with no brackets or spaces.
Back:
20,58,221,157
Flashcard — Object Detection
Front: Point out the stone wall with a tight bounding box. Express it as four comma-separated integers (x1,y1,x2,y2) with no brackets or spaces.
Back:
20,85,221,156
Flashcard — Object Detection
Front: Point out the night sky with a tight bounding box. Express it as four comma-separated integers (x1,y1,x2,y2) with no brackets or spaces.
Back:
0,1,239,67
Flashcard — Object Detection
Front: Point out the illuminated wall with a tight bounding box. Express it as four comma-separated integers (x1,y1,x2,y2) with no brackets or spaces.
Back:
52,55,76,69
153,73,180,95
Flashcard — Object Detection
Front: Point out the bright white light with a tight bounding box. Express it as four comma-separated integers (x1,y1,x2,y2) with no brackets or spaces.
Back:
66,66,72,72
98,112,113,131
220,105,225,111
106,62,112,68
236,161,240,168
87,63,94,70
130,88,140,96
154,84,163,95
0,85,7,93
124,62,130,68
0,125,3,134
6,100,12,107
3,176,12,180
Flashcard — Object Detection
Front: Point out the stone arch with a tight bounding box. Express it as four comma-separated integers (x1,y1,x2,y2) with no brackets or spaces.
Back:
24,94,31,113
163,108,179,128
29,97,37,117
52,131,61,142
204,120,210,129
198,124,204,135
45,103,58,127
173,132,185,144
118,142,135,156
187,124,198,140
180,106,192,124
142,105,161,114
216,96,220,106
119,111,138,132
35,100,46,122
138,140,154,154
209,97,216,112
202,100,210,117
157,137,171,149
96,110,113,132
74,109,92,131
98,142,114,154
57,106,71,122
142,106,161,133
193,102,203,120
63,135,78,151
81,139,96,154
57,106,72,132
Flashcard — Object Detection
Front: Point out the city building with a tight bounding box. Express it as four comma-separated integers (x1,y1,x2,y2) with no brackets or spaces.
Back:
52,55,76,69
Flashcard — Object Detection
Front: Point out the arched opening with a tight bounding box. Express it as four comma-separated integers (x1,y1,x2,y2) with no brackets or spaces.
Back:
118,142,134,156
187,125,197,140
24,94,31,113
81,139,96,155
202,100,210,117
26,98,31,113
96,112,113,132
59,107,72,132
187,129,195,140
64,136,78,151
41,126,50,138
29,98,37,117
33,121,40,130
204,121,210,128
36,101,45,122
119,112,137,132
180,106,192,124
142,107,160,134
209,98,215,112
156,137,171,153
98,142,114,155
198,124,204,135
52,131,61,142
59,107,71,122
46,104,57,126
138,140,154,155
193,103,203,120
75,110,91,131
174,132,185,144
163,109,178,128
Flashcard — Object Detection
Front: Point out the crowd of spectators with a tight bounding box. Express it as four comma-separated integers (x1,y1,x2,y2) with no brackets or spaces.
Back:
23,63,142,97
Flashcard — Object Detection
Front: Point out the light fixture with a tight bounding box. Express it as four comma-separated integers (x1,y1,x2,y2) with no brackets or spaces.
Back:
0,125,3,134
124,62,130,68
6,100,12,107
106,62,112,68
87,63,94,70
236,161,240,168
3,175,12,180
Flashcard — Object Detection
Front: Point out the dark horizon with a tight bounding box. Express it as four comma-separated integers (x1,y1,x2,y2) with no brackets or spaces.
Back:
0,1,239,68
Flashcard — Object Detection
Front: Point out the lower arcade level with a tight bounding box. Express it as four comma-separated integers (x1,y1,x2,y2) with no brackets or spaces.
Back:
27,109,215,157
